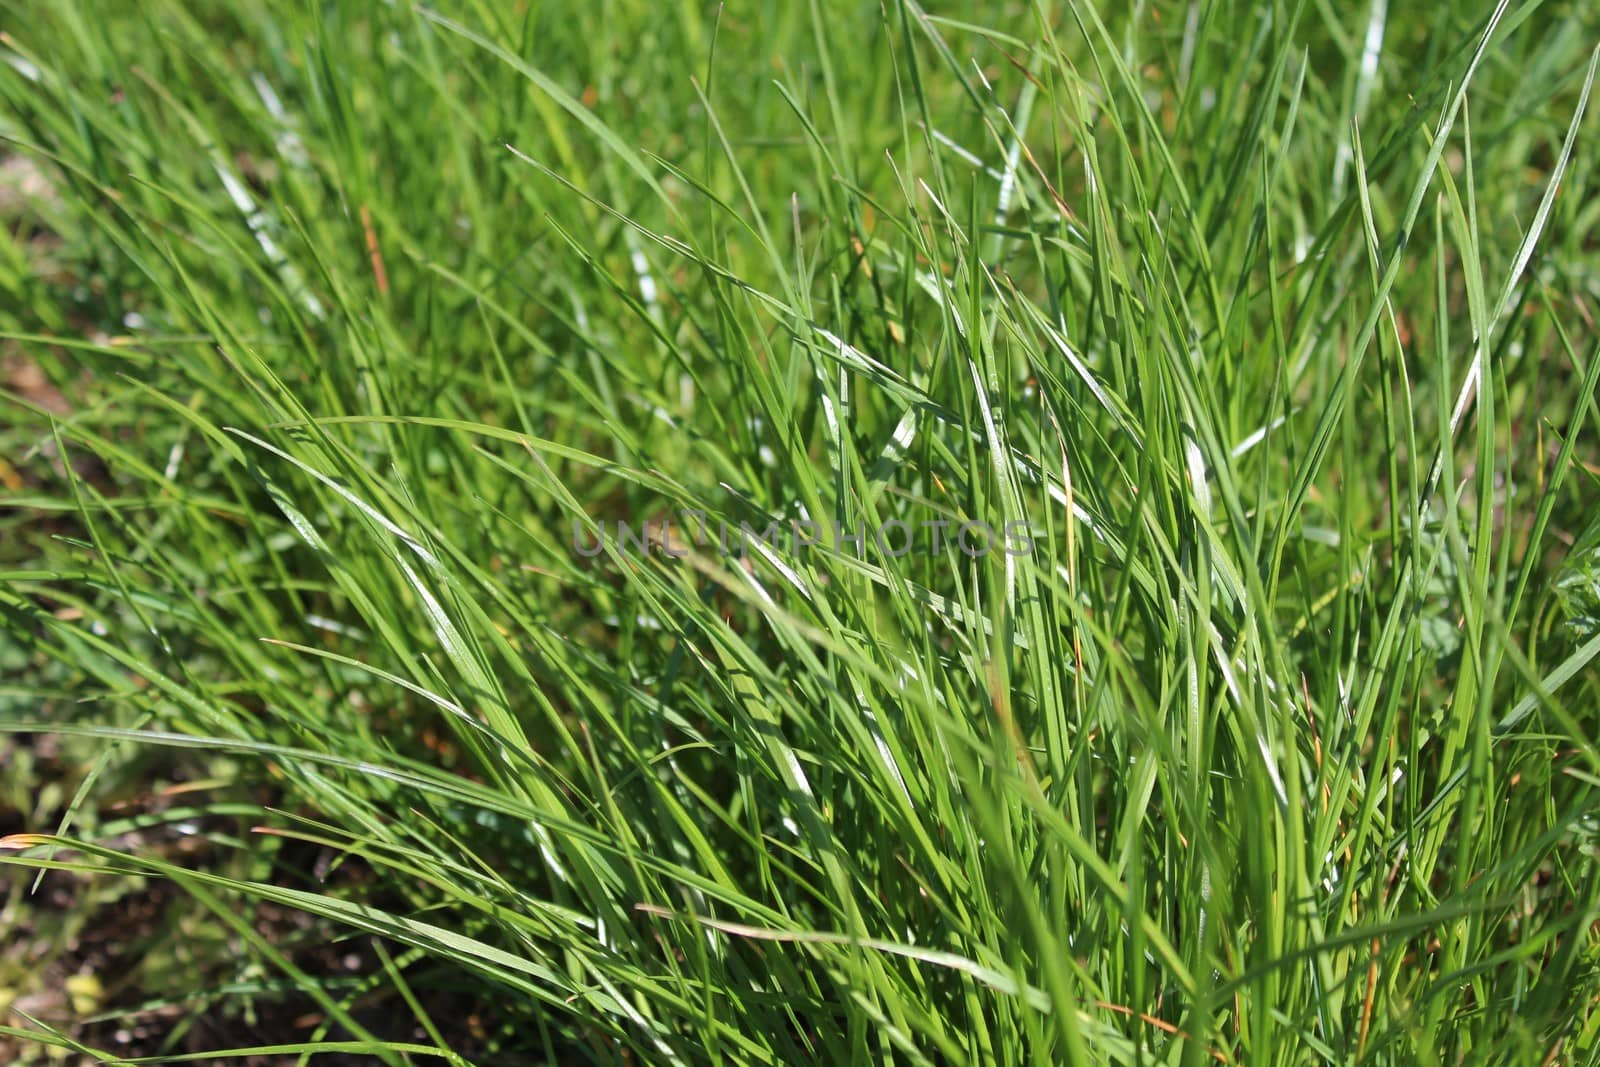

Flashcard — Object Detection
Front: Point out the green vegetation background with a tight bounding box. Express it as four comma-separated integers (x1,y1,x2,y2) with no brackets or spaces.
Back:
2,0,1600,1062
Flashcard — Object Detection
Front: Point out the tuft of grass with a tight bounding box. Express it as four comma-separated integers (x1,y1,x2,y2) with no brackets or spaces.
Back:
3,0,1599,1062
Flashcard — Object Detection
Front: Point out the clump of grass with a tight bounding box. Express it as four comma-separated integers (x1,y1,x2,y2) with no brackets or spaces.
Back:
3,0,1599,1062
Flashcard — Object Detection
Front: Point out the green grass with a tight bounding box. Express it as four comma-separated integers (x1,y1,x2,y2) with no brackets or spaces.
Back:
3,0,1600,1062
